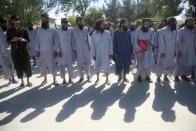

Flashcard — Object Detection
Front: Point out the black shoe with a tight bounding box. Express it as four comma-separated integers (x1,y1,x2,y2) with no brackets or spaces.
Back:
69,79,73,84
19,83,25,87
78,77,84,83
138,75,142,82
157,77,161,82
62,80,66,85
164,76,169,81
123,78,129,83
53,81,59,86
181,75,190,81
117,78,122,83
175,76,180,82
146,76,152,82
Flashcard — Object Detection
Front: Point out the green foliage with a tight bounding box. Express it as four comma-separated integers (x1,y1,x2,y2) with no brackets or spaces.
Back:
103,0,121,25
119,0,137,22
0,0,44,27
151,0,183,20
68,15,77,27
136,0,154,19
135,18,142,26
185,0,196,22
48,0,96,18
84,8,103,27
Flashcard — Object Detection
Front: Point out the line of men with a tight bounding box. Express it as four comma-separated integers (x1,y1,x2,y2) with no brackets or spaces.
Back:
0,13,196,87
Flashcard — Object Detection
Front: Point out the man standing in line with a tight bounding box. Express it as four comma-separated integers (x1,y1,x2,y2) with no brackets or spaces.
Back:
6,15,32,87
134,18,155,82
35,13,59,86
0,17,16,84
113,18,133,83
56,18,74,84
175,18,196,81
27,21,37,66
90,18,113,85
72,16,91,83
156,17,178,82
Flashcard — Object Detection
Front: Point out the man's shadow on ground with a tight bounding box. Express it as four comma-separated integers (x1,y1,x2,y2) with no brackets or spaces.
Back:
152,81,176,122
0,81,87,125
119,80,150,123
174,80,196,115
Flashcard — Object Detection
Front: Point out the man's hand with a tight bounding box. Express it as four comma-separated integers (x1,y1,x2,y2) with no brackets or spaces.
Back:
109,55,113,59
73,50,77,56
139,49,144,53
11,37,18,42
37,51,40,57
57,52,62,57
146,41,151,45
178,51,182,57
53,52,57,58
93,56,96,60
114,53,118,58
194,26,196,31
18,37,26,42
160,53,165,58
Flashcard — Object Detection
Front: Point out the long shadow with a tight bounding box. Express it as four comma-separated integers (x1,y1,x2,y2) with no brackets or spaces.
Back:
119,81,150,123
56,84,105,122
152,82,176,122
0,82,85,125
0,85,42,125
0,83,12,89
90,83,126,120
0,86,24,99
174,80,196,114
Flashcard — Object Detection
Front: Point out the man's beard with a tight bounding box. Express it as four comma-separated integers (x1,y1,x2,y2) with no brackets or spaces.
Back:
28,27,33,30
2,26,7,31
62,26,68,31
78,24,84,30
100,28,105,33
123,26,128,32
170,23,176,31
187,25,194,30
42,22,49,29
141,26,149,33
130,27,135,31
105,26,110,30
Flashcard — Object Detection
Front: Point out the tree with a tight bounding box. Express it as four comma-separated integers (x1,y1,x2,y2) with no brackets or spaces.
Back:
103,0,121,25
48,0,96,18
185,0,196,23
68,15,77,27
136,0,154,18
0,0,44,27
151,0,183,20
120,0,137,22
84,7,103,27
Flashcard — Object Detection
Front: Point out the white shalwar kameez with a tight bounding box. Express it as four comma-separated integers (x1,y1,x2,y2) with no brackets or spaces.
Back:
27,29,37,57
156,26,177,77
90,31,113,73
35,27,59,76
72,27,91,78
176,26,196,76
0,28,14,79
134,27,155,77
56,27,74,78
